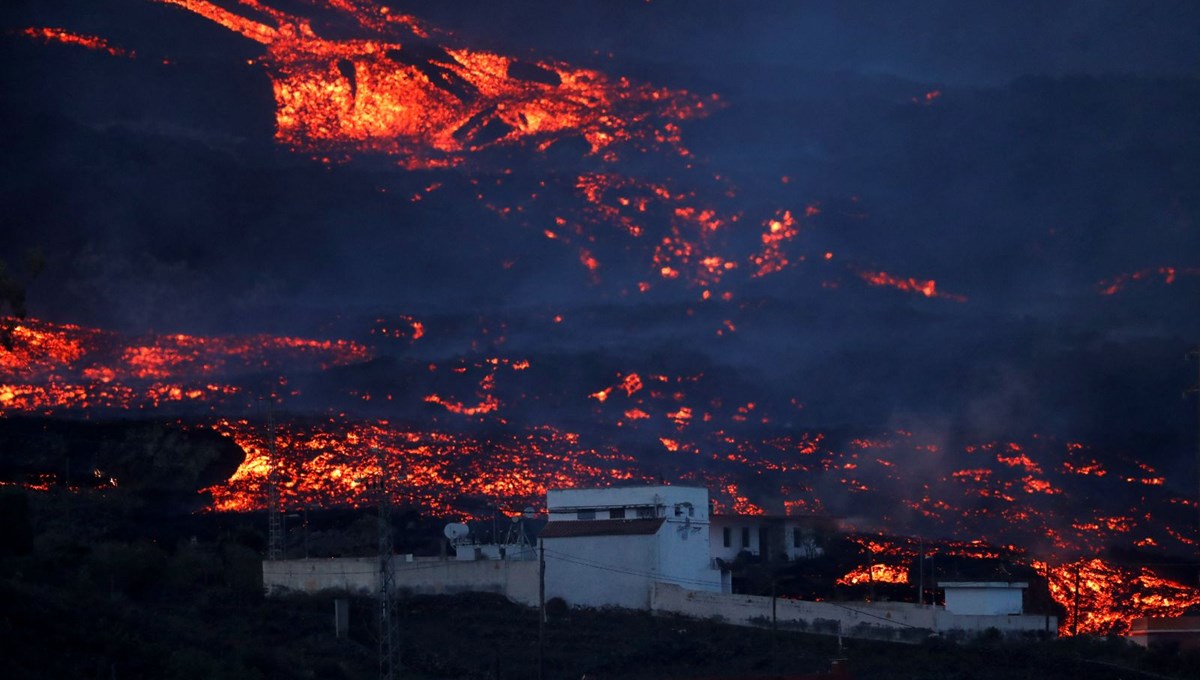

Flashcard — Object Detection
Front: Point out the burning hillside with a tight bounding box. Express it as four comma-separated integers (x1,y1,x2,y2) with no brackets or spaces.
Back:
3,314,1200,635
6,0,1200,643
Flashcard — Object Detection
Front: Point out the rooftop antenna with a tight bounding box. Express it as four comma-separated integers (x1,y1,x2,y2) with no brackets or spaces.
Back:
266,402,284,562
376,446,399,680
504,507,536,551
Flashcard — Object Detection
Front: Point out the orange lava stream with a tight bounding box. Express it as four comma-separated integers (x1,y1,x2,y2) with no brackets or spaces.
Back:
1097,266,1200,296
155,0,708,168
205,417,648,518
0,317,368,413
836,563,910,587
857,269,967,302
20,27,135,58
1040,558,1200,636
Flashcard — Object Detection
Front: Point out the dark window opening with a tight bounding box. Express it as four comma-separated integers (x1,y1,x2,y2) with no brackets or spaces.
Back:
723,527,731,548
609,508,626,519
741,527,750,548
577,509,595,520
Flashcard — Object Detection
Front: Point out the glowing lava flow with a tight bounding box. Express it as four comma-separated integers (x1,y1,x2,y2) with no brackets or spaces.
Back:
205,417,645,517
1039,558,1200,636
0,317,368,413
20,27,135,58
836,563,910,587
154,0,708,168
857,269,966,302
1097,266,1200,296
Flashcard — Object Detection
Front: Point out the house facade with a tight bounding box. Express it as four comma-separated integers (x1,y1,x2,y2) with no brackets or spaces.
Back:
541,485,727,608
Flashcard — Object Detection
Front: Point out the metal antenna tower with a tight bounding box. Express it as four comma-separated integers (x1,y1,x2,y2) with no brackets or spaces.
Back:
266,406,284,562
376,447,399,680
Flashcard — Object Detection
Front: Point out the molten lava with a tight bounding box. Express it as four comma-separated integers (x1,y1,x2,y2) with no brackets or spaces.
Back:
837,563,910,587
1040,558,1200,636
0,317,368,413
1097,266,1200,296
857,269,967,302
21,27,135,58
154,0,708,168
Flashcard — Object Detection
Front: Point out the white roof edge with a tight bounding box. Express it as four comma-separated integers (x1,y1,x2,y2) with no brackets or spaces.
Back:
548,485,708,492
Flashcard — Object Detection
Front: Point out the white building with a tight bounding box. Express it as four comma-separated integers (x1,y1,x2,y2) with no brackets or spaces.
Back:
940,581,1028,615
540,485,727,609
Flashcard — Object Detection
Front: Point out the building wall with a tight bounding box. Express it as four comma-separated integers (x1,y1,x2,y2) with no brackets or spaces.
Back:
943,587,1024,615
262,557,539,606
651,583,1056,642
657,516,723,593
544,533,658,609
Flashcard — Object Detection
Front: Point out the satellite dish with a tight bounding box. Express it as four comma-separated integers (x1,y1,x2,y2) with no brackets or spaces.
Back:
443,523,470,542
523,506,536,520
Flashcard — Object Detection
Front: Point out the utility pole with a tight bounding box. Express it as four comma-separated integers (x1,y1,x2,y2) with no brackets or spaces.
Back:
266,407,283,562
1071,564,1081,637
1187,346,1200,584
918,537,924,607
538,538,546,680
377,447,398,680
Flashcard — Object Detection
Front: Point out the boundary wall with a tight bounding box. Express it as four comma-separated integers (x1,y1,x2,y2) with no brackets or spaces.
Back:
651,583,1056,644
263,557,539,606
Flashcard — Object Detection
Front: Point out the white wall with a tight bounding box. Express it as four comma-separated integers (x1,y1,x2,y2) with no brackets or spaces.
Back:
544,534,658,609
651,583,1056,642
262,557,540,606
710,521,757,561
658,516,723,593
944,586,1024,615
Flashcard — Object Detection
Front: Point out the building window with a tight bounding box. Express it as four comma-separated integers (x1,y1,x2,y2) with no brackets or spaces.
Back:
793,528,801,548
609,508,626,519
577,509,595,520
723,528,731,548
741,527,751,548
636,506,655,519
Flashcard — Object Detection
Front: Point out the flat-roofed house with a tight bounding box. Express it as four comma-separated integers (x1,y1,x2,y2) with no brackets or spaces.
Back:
539,485,727,608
